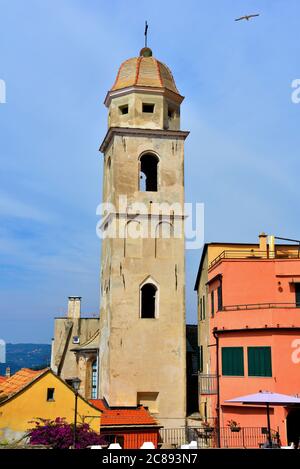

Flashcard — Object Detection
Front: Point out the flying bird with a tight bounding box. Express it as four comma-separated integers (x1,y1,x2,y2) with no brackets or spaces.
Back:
235,14,260,22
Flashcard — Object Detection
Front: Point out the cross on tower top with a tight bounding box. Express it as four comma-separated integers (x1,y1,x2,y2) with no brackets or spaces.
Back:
144,21,148,48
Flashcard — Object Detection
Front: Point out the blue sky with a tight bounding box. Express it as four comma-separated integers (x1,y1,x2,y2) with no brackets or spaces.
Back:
1,0,300,343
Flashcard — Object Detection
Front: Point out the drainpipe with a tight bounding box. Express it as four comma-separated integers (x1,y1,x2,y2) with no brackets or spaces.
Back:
213,328,221,448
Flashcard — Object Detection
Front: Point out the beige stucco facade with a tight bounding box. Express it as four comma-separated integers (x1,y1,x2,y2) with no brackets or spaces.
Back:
98,49,188,427
51,297,99,399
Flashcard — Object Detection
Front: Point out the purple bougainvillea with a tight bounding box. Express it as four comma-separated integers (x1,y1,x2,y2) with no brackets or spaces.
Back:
28,417,106,449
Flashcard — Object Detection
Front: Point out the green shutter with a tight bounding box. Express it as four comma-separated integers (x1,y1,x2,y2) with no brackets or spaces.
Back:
295,284,300,307
248,347,272,377
203,296,206,320
199,346,203,373
217,285,223,311
222,347,244,376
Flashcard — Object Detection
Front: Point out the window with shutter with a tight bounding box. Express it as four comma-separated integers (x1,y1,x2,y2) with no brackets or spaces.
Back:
222,347,244,376
295,284,300,307
248,347,272,377
217,285,223,311
199,345,203,373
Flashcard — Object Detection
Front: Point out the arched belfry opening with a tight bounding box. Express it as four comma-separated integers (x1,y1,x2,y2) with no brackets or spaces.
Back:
140,281,158,318
139,153,158,192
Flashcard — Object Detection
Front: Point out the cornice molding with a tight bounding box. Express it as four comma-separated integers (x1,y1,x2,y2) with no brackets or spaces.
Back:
99,126,189,153
104,85,184,107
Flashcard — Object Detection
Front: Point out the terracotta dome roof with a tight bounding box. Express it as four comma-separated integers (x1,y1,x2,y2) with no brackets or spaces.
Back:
111,48,180,95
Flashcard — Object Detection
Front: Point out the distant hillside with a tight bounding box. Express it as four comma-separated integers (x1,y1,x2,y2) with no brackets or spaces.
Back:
0,343,51,375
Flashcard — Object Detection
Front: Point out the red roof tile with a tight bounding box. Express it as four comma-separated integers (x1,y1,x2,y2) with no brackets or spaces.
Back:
89,399,158,427
0,368,47,399
0,376,7,384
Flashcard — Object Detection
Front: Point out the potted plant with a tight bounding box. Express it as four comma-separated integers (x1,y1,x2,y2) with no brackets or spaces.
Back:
227,420,241,432
202,421,214,433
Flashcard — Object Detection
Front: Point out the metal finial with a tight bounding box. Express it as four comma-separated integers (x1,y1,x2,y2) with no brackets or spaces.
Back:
144,21,148,48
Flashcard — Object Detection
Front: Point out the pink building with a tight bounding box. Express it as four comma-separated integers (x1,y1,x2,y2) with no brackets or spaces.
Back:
195,234,300,446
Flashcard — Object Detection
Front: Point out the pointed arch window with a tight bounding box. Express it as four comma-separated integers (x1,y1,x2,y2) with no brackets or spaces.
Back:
139,153,158,192
140,282,158,318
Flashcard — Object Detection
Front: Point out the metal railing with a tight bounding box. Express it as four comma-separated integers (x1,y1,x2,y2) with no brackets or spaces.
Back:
222,302,300,311
198,373,218,395
159,426,279,449
209,249,300,270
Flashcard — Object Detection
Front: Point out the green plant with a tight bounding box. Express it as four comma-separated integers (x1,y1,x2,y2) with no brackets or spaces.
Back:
227,420,241,431
28,417,106,449
202,421,214,432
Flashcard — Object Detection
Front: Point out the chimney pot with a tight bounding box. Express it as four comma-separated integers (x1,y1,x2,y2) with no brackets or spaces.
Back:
67,296,81,319
259,232,268,252
5,366,10,377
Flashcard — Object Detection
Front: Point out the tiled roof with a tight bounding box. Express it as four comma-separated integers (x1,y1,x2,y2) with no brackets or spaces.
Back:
0,376,7,384
111,53,179,95
0,368,47,399
89,399,158,427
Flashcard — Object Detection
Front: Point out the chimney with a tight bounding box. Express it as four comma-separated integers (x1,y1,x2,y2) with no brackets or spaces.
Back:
259,232,268,252
67,296,81,319
5,366,10,378
268,235,275,259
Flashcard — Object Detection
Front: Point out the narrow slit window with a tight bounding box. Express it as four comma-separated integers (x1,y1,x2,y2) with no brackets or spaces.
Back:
47,388,55,401
142,103,154,113
141,283,157,318
199,297,203,321
211,291,215,317
199,345,203,373
217,285,223,311
295,283,300,307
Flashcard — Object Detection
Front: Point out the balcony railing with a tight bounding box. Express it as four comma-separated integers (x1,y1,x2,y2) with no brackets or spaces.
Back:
159,426,279,448
209,248,300,270
198,373,218,395
222,302,300,312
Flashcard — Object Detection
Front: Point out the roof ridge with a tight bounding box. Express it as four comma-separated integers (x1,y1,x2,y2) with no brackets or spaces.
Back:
0,368,49,400
111,58,132,91
134,56,142,86
89,399,159,426
154,58,163,87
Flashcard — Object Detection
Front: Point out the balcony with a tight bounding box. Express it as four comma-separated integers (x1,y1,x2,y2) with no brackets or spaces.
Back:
212,302,300,331
159,426,278,448
209,248,300,270
222,302,300,312
199,373,218,395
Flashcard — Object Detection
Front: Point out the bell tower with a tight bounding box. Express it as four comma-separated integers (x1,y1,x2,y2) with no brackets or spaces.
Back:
98,47,189,427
